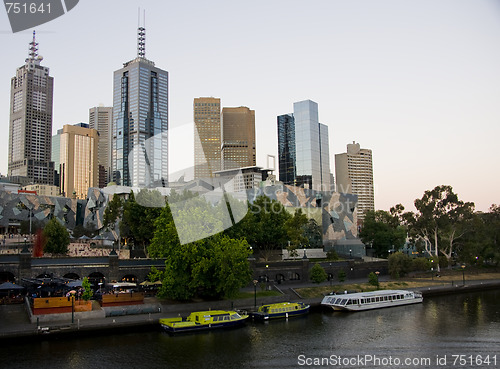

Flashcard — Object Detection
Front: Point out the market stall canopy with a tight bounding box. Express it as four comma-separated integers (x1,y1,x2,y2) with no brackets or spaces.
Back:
0,282,24,290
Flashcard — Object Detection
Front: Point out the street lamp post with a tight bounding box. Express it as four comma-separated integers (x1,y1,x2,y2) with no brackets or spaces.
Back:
349,249,352,258
375,271,380,288
461,264,466,285
252,280,258,309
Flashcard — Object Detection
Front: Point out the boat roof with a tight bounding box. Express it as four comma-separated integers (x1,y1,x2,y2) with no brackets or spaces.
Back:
329,290,414,299
189,310,237,316
261,302,299,308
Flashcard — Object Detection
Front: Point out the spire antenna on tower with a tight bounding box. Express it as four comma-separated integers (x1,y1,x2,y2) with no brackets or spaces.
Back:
29,30,38,60
137,8,146,58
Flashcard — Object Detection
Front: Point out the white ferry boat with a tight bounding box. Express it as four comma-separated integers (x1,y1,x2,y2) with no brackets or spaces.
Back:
321,290,423,311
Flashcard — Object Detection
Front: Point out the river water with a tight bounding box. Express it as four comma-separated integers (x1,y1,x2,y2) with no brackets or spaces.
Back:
1,290,499,369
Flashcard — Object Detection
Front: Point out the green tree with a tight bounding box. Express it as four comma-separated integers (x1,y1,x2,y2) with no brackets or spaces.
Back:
337,269,346,282
360,210,406,258
368,272,379,288
20,219,43,236
303,218,323,248
42,218,70,255
388,252,412,279
149,193,252,300
231,195,292,260
81,277,93,301
404,185,474,270
326,249,340,260
72,222,97,239
310,263,328,284
154,234,252,300
122,190,164,256
285,209,309,256
103,194,124,230
411,257,432,272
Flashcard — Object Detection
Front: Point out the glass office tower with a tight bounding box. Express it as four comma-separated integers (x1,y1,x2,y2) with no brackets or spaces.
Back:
112,28,168,187
8,32,54,185
277,100,330,191
277,114,296,185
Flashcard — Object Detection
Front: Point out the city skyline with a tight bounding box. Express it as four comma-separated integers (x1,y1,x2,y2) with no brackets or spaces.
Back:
1,0,499,212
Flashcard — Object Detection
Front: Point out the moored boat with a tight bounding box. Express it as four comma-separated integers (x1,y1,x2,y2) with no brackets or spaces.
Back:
321,290,423,312
251,302,310,321
159,310,249,333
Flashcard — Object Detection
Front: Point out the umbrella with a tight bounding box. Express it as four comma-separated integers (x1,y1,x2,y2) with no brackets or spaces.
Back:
153,280,162,285
67,280,83,288
139,281,154,286
0,282,24,290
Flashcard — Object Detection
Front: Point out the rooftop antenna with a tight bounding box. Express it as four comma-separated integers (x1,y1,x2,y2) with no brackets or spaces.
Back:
137,8,146,58
28,30,38,60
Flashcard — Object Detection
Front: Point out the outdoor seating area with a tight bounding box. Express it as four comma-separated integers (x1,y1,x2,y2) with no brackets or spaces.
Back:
100,292,145,307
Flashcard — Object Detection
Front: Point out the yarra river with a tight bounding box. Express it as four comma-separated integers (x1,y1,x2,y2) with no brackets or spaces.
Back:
0,290,499,369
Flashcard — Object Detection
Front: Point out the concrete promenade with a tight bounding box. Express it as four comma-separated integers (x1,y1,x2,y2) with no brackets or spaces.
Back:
1,278,499,342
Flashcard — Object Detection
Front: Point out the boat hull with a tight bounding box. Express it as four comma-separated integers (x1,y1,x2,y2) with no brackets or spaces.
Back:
160,317,248,333
321,290,423,312
328,297,423,311
251,307,309,321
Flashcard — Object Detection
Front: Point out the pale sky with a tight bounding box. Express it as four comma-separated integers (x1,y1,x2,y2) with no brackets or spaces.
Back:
1,0,499,212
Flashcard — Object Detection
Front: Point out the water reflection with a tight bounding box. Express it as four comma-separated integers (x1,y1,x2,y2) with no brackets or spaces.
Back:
0,290,499,369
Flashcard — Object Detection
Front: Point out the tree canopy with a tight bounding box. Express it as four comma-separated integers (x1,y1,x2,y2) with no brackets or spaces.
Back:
43,217,70,255
402,185,474,270
148,193,252,300
359,210,406,258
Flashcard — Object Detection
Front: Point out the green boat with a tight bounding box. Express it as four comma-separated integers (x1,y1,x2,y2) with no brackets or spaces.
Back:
251,302,310,321
159,310,249,333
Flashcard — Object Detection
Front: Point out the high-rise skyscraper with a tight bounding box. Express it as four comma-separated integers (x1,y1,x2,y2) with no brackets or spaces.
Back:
112,24,168,187
89,106,113,187
277,113,296,185
335,141,374,221
57,123,99,199
8,31,54,185
194,97,221,179
277,100,330,191
221,107,256,170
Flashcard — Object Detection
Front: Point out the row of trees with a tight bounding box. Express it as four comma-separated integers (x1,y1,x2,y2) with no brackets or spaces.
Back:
101,190,323,300
360,185,500,268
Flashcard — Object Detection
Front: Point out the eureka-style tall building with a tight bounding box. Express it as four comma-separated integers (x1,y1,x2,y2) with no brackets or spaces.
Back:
112,25,168,187
8,31,54,185
221,106,256,170
194,97,221,179
335,141,374,221
56,123,99,199
89,106,113,187
277,100,330,191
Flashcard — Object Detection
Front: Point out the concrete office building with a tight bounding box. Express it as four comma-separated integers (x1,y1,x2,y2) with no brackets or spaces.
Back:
57,124,99,199
222,107,256,170
112,25,168,187
335,141,374,221
8,31,54,185
89,106,113,187
277,100,330,191
194,97,221,179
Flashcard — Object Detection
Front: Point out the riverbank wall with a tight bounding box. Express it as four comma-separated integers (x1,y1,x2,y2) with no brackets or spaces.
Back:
1,279,499,342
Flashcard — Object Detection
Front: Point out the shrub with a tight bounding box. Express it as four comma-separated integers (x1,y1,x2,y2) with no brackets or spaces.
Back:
368,272,379,287
310,263,327,284
388,252,412,279
337,269,346,283
411,257,432,272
